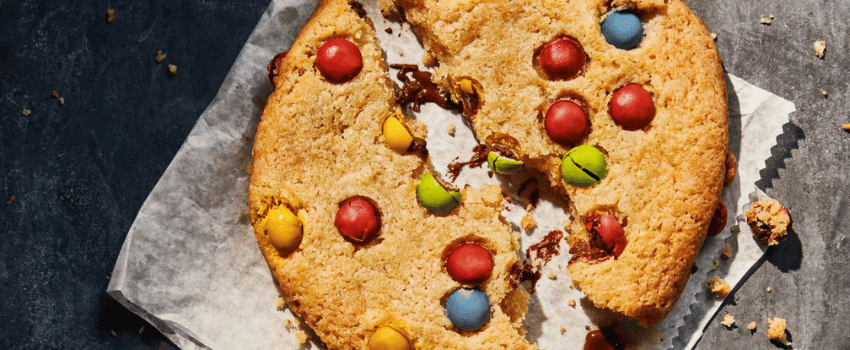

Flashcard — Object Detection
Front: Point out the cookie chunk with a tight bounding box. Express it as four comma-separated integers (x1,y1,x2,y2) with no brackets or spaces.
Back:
746,198,792,246
248,0,536,348
390,0,727,327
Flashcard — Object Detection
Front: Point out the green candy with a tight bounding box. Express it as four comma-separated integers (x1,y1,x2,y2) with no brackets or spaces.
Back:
561,145,607,187
487,152,524,175
417,173,462,214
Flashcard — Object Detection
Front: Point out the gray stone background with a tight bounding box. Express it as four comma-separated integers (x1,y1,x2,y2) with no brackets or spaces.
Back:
0,0,847,349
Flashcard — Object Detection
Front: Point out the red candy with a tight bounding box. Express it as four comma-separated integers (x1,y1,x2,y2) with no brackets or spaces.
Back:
544,100,589,145
707,202,727,237
335,197,381,244
267,51,289,85
538,37,585,80
445,243,493,285
609,84,655,130
586,214,626,257
316,38,363,83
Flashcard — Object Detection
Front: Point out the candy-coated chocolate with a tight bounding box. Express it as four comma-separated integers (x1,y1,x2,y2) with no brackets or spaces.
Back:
538,37,585,80
265,205,302,255
383,114,413,153
368,326,411,350
316,38,363,83
267,51,289,85
445,288,490,331
487,152,524,175
544,100,589,145
601,11,643,50
417,173,461,214
707,202,727,237
561,145,607,187
446,243,494,285
609,84,654,130
335,197,381,244
586,214,626,257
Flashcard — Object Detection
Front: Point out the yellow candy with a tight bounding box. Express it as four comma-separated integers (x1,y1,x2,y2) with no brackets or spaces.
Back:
265,206,302,255
457,78,474,94
382,113,413,153
368,326,410,350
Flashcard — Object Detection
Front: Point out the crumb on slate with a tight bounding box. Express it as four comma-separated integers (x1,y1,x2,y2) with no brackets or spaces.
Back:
760,17,772,25
843,123,850,131
167,64,177,76
51,90,59,99
156,51,167,64
139,326,145,334
767,286,772,293
822,90,829,97
6,195,15,205
22,109,31,116
708,276,731,298
813,40,826,58
106,9,115,24
721,314,735,328
748,322,757,332
710,32,717,41
768,317,789,345
59,97,65,106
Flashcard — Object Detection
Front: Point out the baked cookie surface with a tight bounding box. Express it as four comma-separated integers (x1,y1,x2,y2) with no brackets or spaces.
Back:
249,0,537,348
249,0,727,347
389,0,728,327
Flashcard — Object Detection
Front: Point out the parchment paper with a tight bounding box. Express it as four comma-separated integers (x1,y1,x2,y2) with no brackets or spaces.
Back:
106,0,796,349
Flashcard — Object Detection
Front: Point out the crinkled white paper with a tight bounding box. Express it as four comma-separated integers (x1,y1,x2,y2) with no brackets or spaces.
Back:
106,1,796,349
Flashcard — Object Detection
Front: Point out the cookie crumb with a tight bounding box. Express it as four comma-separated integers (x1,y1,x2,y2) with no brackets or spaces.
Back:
559,325,566,334
276,297,287,311
768,317,789,345
813,40,826,58
285,319,296,330
748,322,757,332
721,314,735,328
547,271,557,280
567,299,576,308
6,195,15,205
58,97,65,106
521,212,537,231
106,9,115,24
22,109,31,116
767,286,772,292
51,90,60,99
822,90,828,98
708,276,731,298
155,51,167,64
139,326,145,334
167,64,177,76
57,153,64,159
294,330,308,344
843,123,850,131
746,198,792,246
447,123,456,136
722,244,732,258
421,51,436,67
110,330,117,337
760,17,772,25
710,32,717,41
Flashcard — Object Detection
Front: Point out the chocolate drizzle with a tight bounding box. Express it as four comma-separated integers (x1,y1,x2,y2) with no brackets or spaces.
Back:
267,51,288,85
510,230,564,293
390,64,461,112
446,145,489,181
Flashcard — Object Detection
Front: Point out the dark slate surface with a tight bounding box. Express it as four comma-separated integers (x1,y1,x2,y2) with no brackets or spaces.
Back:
0,0,847,349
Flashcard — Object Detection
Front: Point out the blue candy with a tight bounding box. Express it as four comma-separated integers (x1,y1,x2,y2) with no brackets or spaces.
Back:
601,11,643,49
445,288,490,331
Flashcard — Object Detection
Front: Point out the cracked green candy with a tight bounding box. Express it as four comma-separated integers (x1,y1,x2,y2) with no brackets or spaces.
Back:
561,145,606,187
417,173,462,214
